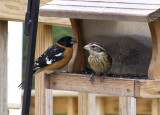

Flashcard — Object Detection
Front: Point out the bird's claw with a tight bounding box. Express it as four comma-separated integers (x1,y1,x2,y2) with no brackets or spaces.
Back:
55,70,62,74
100,74,105,82
90,73,94,85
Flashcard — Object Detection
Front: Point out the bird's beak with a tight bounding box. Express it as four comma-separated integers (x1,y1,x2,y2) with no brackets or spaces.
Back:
71,38,77,44
83,45,90,51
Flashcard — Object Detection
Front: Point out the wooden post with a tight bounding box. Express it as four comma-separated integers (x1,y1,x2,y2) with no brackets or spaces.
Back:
35,23,53,115
67,97,77,115
96,97,105,115
78,93,96,115
148,18,160,79
119,97,136,115
69,19,96,115
148,18,160,115
152,98,160,115
0,20,8,115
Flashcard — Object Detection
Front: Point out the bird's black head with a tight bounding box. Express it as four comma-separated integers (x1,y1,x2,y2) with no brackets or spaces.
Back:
57,36,77,47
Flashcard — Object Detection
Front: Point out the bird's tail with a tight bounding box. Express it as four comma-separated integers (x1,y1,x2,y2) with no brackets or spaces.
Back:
18,70,37,89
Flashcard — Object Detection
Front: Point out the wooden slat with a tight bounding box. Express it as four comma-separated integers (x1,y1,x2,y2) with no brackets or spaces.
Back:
96,97,105,115
0,0,70,26
67,97,77,115
45,73,135,97
48,1,160,10
78,93,96,115
57,0,160,5
35,23,53,115
8,104,20,109
152,98,160,115
0,20,8,115
40,0,160,22
45,73,160,98
119,97,136,115
135,80,160,98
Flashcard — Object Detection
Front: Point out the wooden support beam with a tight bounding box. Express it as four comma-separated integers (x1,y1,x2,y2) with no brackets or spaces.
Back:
148,18,160,79
68,19,96,115
135,80,160,98
45,73,160,98
45,73,135,97
0,0,70,26
0,20,8,115
119,97,136,115
35,23,53,115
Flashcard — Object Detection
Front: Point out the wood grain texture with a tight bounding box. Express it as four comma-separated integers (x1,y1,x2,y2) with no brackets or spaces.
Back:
96,97,105,115
119,97,136,115
135,80,160,98
0,20,8,115
152,98,160,115
0,0,70,26
45,73,160,98
45,73,135,97
40,0,160,22
78,93,96,115
35,23,53,115
68,19,85,72
148,18,160,79
67,97,77,115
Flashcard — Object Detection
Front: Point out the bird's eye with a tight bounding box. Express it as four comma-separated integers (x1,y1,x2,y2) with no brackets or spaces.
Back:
91,45,96,48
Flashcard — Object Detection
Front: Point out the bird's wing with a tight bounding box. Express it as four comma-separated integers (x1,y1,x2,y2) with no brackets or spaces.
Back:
33,44,65,73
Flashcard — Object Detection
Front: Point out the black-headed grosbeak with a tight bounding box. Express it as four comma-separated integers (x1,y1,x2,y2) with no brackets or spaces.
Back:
83,43,112,82
18,36,76,88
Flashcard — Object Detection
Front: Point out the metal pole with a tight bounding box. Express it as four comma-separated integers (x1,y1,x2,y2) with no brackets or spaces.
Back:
22,0,40,114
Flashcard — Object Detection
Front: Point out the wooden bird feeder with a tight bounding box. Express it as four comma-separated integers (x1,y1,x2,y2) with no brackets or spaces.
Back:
40,0,160,98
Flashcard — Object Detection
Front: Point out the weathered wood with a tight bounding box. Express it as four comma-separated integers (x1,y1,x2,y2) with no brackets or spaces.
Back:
78,93,95,115
40,0,160,22
119,97,136,115
45,73,135,97
68,19,84,72
35,23,53,115
96,97,105,115
152,98,160,115
0,20,8,115
0,0,70,26
148,18,160,79
45,73,160,98
67,97,77,115
135,80,160,98
7,104,20,109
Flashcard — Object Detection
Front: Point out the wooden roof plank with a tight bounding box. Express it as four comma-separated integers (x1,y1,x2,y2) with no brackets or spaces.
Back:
40,4,153,22
48,0,160,10
57,0,160,5
40,0,160,22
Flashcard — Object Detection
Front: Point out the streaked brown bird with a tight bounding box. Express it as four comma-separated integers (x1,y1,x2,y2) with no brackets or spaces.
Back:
83,42,112,82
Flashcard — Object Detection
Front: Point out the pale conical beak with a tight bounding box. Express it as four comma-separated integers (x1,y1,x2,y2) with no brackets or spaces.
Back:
71,38,77,44
83,45,90,51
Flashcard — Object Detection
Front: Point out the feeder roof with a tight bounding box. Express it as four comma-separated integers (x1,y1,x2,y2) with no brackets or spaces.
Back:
40,0,160,22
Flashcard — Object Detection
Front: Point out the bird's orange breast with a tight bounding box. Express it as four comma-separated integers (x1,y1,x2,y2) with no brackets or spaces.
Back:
40,47,73,71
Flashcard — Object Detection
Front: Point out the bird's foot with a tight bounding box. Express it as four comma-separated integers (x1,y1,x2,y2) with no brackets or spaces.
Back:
90,73,95,85
100,74,105,83
55,70,62,74
44,69,62,74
